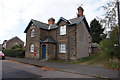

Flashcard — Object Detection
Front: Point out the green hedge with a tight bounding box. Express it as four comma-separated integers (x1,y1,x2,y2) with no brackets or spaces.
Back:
2,49,25,58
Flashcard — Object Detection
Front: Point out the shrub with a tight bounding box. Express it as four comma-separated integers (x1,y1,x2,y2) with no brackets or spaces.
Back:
2,44,25,58
11,44,22,49
2,49,25,58
17,49,25,58
99,26,119,58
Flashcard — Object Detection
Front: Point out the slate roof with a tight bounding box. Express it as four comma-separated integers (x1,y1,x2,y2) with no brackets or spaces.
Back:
32,19,49,29
69,16,90,32
57,16,90,32
69,16,84,24
7,36,24,43
91,43,99,48
40,37,56,44
24,19,57,33
48,24,58,30
56,17,70,25
24,15,90,33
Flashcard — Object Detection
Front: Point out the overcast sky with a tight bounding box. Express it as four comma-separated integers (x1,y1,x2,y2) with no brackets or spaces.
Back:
0,0,112,43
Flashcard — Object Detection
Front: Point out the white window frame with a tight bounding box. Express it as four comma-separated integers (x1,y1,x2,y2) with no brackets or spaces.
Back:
59,43,66,53
30,44,34,52
60,25,66,35
31,29,35,37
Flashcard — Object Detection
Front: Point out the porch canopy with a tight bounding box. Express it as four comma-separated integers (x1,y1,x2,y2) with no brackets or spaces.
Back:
40,37,56,44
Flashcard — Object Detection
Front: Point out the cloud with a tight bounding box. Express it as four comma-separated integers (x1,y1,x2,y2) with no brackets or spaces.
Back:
0,0,110,43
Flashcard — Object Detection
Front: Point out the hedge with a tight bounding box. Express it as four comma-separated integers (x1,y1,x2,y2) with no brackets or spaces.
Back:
2,49,25,58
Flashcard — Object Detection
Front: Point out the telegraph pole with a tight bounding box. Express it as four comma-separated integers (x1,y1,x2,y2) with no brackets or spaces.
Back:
116,0,120,58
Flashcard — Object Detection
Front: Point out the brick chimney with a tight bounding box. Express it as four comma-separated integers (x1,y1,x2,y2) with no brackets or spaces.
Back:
48,17,55,24
77,6,84,17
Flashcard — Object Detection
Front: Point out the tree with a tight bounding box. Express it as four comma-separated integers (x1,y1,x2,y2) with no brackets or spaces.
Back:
98,0,119,58
98,0,118,30
100,26,119,58
90,18,104,43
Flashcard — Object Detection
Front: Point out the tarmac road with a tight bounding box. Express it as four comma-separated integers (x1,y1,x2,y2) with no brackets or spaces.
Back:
1,60,93,79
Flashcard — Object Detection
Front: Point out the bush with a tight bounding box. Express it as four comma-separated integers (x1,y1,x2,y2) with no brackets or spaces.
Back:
2,44,25,58
107,61,120,68
17,49,25,58
11,44,22,49
99,26,119,58
100,38,118,58
2,49,25,58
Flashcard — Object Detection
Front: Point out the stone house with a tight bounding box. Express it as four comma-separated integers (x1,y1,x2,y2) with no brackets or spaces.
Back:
2,36,24,49
24,6,91,60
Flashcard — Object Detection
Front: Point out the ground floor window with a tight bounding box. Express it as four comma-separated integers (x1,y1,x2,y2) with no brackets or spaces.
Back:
30,44,34,52
59,43,66,53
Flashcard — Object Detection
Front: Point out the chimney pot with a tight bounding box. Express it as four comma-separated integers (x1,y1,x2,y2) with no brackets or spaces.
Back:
48,17,55,24
77,6,84,17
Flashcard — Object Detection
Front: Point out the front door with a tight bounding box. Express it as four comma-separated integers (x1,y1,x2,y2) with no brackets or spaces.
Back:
42,45,46,60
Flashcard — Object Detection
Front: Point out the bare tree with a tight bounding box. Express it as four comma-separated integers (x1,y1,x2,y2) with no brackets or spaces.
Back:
98,0,118,32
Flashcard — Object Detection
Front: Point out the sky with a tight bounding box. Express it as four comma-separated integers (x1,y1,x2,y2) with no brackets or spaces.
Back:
0,0,112,43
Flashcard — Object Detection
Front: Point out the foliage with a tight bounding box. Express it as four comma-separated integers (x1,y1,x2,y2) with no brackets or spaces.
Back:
107,60,120,68
3,49,25,58
11,44,23,50
90,18,104,43
79,56,94,62
100,26,119,58
98,0,117,29
48,54,119,69
100,33,107,40
2,44,25,58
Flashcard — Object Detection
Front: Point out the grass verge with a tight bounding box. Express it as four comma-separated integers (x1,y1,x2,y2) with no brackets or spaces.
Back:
48,54,119,69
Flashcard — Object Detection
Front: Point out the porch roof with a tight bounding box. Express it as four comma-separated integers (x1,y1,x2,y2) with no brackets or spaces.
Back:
40,37,56,44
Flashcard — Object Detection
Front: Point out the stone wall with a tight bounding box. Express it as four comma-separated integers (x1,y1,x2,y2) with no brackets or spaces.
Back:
76,21,91,59
25,24,40,59
56,21,77,60
6,37,24,49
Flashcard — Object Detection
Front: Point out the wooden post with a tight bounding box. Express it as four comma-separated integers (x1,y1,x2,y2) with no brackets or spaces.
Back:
117,0,120,58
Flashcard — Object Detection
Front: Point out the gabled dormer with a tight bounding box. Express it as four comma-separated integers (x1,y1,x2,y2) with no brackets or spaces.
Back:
57,17,70,26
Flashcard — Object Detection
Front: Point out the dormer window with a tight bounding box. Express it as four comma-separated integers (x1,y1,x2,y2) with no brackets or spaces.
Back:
60,25,66,35
31,29,35,37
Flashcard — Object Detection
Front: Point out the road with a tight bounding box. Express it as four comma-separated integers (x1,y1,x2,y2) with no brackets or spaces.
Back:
5,57,119,79
1,60,93,78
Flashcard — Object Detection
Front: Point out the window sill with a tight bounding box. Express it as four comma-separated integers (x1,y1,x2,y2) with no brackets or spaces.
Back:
59,52,66,54
59,34,66,36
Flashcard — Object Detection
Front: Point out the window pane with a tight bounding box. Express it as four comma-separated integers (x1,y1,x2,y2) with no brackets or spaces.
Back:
31,29,35,37
60,26,66,35
59,43,66,53
30,44,34,52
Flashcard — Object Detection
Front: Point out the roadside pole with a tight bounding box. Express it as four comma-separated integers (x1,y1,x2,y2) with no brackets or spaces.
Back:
116,0,120,58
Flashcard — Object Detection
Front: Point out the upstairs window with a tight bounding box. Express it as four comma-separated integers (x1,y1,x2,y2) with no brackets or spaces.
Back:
60,25,66,35
14,42,18,45
59,43,66,53
31,29,35,37
30,44,34,52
